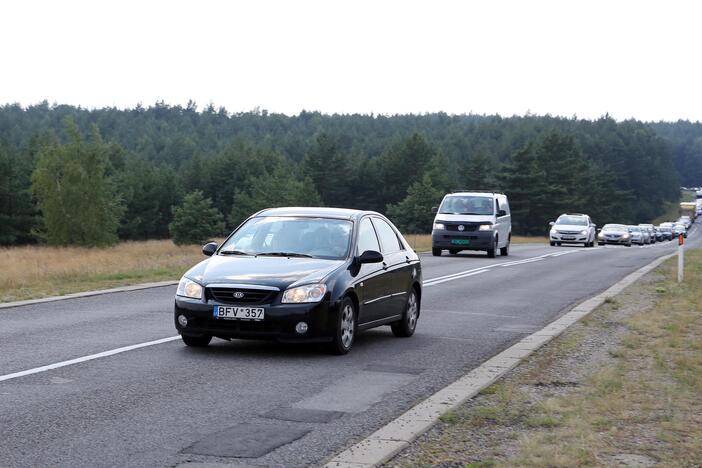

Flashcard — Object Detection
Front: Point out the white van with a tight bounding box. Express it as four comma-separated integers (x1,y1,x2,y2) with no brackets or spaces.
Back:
431,191,512,258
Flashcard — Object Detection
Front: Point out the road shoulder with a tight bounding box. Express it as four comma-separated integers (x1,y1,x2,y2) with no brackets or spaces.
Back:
324,250,681,467
388,249,702,466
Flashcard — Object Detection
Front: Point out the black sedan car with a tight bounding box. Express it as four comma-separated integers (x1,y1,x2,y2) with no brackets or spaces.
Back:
174,207,422,354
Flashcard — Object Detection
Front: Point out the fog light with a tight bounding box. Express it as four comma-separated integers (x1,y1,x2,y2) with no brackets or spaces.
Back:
178,315,188,327
295,322,308,334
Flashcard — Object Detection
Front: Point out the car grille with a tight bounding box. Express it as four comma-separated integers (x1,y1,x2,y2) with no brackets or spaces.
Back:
445,223,479,232
207,287,276,305
558,230,582,235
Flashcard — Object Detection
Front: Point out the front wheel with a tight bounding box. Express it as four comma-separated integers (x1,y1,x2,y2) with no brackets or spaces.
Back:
327,297,356,355
392,289,419,338
432,248,442,257
500,241,510,256
550,241,556,247
181,334,212,347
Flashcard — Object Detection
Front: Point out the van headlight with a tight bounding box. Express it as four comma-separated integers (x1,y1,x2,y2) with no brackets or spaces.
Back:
282,284,327,303
479,224,493,231
177,277,203,299
433,222,446,230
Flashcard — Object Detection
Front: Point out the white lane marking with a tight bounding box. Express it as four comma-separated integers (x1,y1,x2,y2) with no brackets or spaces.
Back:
0,336,180,383
424,269,488,287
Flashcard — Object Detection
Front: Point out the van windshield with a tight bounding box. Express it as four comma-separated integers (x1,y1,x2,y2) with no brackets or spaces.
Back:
439,196,493,215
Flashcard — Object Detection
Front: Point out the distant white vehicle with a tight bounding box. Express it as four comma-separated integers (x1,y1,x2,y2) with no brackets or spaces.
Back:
549,213,597,247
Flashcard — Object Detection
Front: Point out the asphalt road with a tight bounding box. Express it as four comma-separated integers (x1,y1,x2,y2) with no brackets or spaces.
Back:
1,226,699,468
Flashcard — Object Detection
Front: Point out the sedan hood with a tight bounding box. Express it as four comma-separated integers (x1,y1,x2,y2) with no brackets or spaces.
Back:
184,255,345,290
553,224,587,232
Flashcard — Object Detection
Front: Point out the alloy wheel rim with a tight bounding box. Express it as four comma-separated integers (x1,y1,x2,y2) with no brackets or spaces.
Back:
407,292,418,330
341,304,355,349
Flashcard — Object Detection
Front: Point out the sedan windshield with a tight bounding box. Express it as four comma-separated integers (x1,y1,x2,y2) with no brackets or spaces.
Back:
219,217,353,260
556,216,587,226
602,224,627,231
440,196,493,215
629,226,641,232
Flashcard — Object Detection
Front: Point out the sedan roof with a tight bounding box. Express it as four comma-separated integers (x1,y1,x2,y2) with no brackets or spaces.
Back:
256,207,373,220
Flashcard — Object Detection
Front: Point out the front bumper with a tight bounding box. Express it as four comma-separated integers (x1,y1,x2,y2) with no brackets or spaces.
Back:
599,236,631,245
432,229,494,250
550,232,589,243
174,297,339,343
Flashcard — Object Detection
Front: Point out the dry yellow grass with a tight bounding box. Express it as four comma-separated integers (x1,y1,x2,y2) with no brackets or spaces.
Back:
0,240,208,302
1,233,549,303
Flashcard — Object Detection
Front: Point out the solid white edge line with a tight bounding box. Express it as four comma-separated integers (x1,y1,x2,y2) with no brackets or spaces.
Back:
0,280,179,310
323,251,677,468
0,336,181,383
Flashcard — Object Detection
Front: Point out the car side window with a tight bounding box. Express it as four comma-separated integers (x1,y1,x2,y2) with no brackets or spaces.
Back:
356,217,381,255
372,218,403,253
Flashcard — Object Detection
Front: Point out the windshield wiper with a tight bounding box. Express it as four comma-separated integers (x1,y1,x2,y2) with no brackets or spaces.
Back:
458,212,488,215
257,251,313,258
219,250,253,256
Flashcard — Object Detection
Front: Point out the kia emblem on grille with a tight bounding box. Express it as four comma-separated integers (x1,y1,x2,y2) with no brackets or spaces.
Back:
233,292,245,299
458,225,465,231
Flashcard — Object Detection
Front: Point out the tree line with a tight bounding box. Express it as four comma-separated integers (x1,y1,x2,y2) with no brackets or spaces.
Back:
0,102,688,245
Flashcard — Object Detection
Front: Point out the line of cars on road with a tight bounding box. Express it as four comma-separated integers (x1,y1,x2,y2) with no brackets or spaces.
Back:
549,212,692,247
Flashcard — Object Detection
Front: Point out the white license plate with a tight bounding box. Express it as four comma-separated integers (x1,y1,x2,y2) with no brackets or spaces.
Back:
213,305,265,321
562,236,575,240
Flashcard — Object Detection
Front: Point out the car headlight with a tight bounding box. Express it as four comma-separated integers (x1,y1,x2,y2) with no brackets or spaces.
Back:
622,233,630,238
598,232,604,238
176,277,203,299
478,224,493,231
433,223,445,230
580,230,588,235
282,284,328,303
550,228,558,234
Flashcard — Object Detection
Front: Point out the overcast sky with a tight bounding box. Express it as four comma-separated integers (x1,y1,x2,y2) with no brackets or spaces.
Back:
1,0,700,121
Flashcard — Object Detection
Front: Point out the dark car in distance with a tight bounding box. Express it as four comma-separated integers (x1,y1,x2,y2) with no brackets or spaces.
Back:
174,207,422,354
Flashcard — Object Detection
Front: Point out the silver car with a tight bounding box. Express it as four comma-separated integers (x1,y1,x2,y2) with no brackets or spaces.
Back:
638,224,657,244
598,224,632,246
628,225,649,245
549,213,597,247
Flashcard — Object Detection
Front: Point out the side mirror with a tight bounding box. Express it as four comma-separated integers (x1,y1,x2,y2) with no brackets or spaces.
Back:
202,242,218,257
431,206,438,214
498,209,507,217
358,250,384,264
549,221,555,226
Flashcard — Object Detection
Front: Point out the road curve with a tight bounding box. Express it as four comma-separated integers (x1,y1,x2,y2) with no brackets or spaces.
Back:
1,226,699,467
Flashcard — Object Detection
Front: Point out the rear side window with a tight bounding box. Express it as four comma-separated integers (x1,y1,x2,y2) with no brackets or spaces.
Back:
372,218,403,253
498,196,510,215
356,218,381,254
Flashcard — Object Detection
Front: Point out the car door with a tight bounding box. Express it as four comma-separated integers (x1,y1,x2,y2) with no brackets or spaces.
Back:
371,217,411,322
354,217,387,325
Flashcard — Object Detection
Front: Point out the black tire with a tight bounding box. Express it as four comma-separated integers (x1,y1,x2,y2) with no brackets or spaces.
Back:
432,248,442,257
181,334,212,347
550,241,556,247
391,288,419,338
327,296,356,355
487,240,496,258
500,240,510,256
556,242,562,246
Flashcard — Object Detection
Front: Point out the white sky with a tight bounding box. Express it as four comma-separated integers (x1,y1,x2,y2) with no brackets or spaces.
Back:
1,0,700,121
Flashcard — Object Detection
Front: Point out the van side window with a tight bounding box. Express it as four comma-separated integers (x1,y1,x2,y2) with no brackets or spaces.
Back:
498,196,510,215
372,218,403,253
